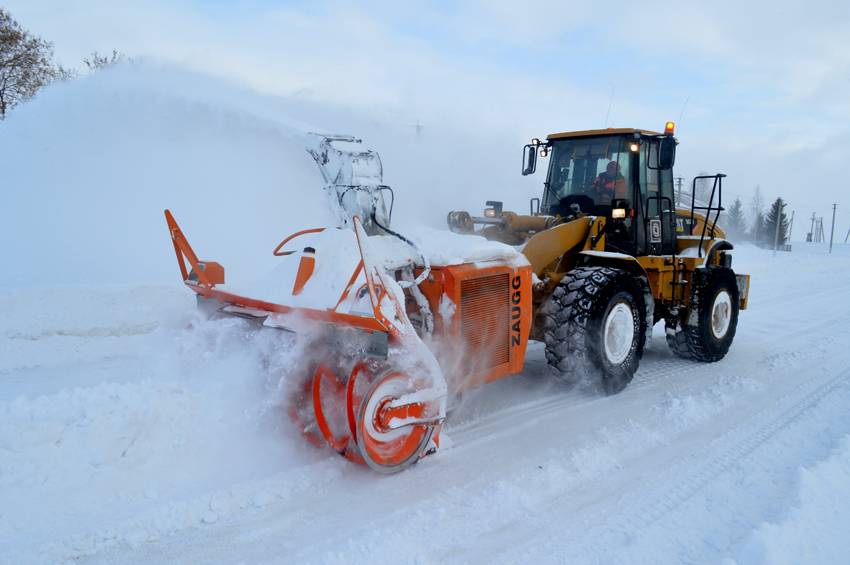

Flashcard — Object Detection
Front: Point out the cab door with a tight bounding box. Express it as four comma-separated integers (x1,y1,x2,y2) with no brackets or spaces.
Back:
637,139,677,256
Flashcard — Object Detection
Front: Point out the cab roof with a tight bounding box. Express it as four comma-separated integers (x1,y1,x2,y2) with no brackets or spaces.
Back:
546,128,664,140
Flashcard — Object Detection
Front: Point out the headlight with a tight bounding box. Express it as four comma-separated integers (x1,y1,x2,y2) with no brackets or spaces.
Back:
612,208,626,219
484,208,496,217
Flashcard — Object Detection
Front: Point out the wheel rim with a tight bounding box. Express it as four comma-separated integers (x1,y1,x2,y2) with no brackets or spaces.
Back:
356,368,432,474
603,301,635,365
710,290,732,339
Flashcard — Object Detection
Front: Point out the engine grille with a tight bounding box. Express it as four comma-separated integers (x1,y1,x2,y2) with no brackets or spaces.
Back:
460,273,510,376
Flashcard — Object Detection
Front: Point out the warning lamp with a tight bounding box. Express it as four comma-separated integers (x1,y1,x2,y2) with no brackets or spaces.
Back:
484,200,503,218
665,122,675,134
611,199,632,220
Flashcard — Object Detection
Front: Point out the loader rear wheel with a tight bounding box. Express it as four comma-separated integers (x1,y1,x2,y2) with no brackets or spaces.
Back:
544,267,646,395
355,367,434,474
665,267,739,362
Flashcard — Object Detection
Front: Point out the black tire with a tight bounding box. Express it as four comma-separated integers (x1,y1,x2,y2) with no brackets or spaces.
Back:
665,267,739,362
544,267,646,395
665,315,692,359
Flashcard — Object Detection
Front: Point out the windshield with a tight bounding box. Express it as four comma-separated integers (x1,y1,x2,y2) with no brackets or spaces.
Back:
542,135,632,214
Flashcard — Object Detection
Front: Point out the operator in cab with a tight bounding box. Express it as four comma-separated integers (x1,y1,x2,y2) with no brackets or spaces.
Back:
591,161,627,204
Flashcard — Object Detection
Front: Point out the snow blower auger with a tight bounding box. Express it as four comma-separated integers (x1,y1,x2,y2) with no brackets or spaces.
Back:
165,133,533,473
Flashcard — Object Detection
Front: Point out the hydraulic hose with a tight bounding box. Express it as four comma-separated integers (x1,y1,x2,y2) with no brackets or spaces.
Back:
370,207,431,288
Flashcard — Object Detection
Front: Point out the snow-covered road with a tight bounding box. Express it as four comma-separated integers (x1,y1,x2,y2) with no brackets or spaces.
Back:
3,243,850,564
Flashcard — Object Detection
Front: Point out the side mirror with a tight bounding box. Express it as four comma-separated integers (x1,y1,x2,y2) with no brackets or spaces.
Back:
522,144,538,176
659,136,676,170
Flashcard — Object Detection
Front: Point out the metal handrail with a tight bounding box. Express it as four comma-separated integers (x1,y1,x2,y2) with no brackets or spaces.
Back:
689,174,726,257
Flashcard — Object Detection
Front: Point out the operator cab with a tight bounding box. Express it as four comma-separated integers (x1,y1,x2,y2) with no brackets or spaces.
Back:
524,126,678,257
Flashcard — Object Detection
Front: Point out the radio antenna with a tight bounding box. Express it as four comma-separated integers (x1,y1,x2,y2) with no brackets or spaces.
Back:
677,96,690,136
604,84,615,128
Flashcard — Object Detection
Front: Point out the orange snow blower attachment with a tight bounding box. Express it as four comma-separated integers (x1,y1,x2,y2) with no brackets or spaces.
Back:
165,134,535,473
164,210,449,473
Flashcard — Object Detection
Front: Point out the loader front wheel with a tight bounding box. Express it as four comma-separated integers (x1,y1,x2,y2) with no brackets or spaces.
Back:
544,267,646,395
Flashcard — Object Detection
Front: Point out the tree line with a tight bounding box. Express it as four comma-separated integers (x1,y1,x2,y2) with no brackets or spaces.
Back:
722,187,790,248
679,174,790,248
1,8,126,119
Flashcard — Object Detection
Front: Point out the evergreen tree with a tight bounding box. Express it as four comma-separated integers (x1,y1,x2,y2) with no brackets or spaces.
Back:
764,197,789,248
724,197,747,241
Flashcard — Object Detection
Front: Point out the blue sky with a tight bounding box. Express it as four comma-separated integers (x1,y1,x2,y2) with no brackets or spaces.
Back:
6,0,850,237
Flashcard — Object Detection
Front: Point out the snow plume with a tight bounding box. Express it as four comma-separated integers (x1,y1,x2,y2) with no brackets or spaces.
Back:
0,61,540,290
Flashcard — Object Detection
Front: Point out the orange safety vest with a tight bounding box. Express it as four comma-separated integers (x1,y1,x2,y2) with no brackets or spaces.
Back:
591,172,627,203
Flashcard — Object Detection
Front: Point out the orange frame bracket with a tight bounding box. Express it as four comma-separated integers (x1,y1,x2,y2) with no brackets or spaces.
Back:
164,209,224,287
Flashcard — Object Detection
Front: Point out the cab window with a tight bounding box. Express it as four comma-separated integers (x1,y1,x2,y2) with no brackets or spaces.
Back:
543,136,633,215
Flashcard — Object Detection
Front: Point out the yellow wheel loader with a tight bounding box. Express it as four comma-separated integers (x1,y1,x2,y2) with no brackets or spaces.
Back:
447,123,750,394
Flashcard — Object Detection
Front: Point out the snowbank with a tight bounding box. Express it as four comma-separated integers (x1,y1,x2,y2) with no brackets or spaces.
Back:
1,306,318,563
738,435,850,564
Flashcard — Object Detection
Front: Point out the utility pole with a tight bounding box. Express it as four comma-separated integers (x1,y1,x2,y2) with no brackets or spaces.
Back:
829,203,837,254
675,176,684,205
773,205,782,257
809,212,817,242
411,119,424,140
844,225,850,244
787,211,794,242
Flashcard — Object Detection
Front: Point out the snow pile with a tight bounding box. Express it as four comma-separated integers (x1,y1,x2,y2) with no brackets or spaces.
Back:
0,285,191,379
234,223,524,311
244,228,362,310
382,225,525,267
0,308,318,563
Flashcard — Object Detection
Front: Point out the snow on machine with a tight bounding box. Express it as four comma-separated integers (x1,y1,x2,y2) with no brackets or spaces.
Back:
165,134,532,473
